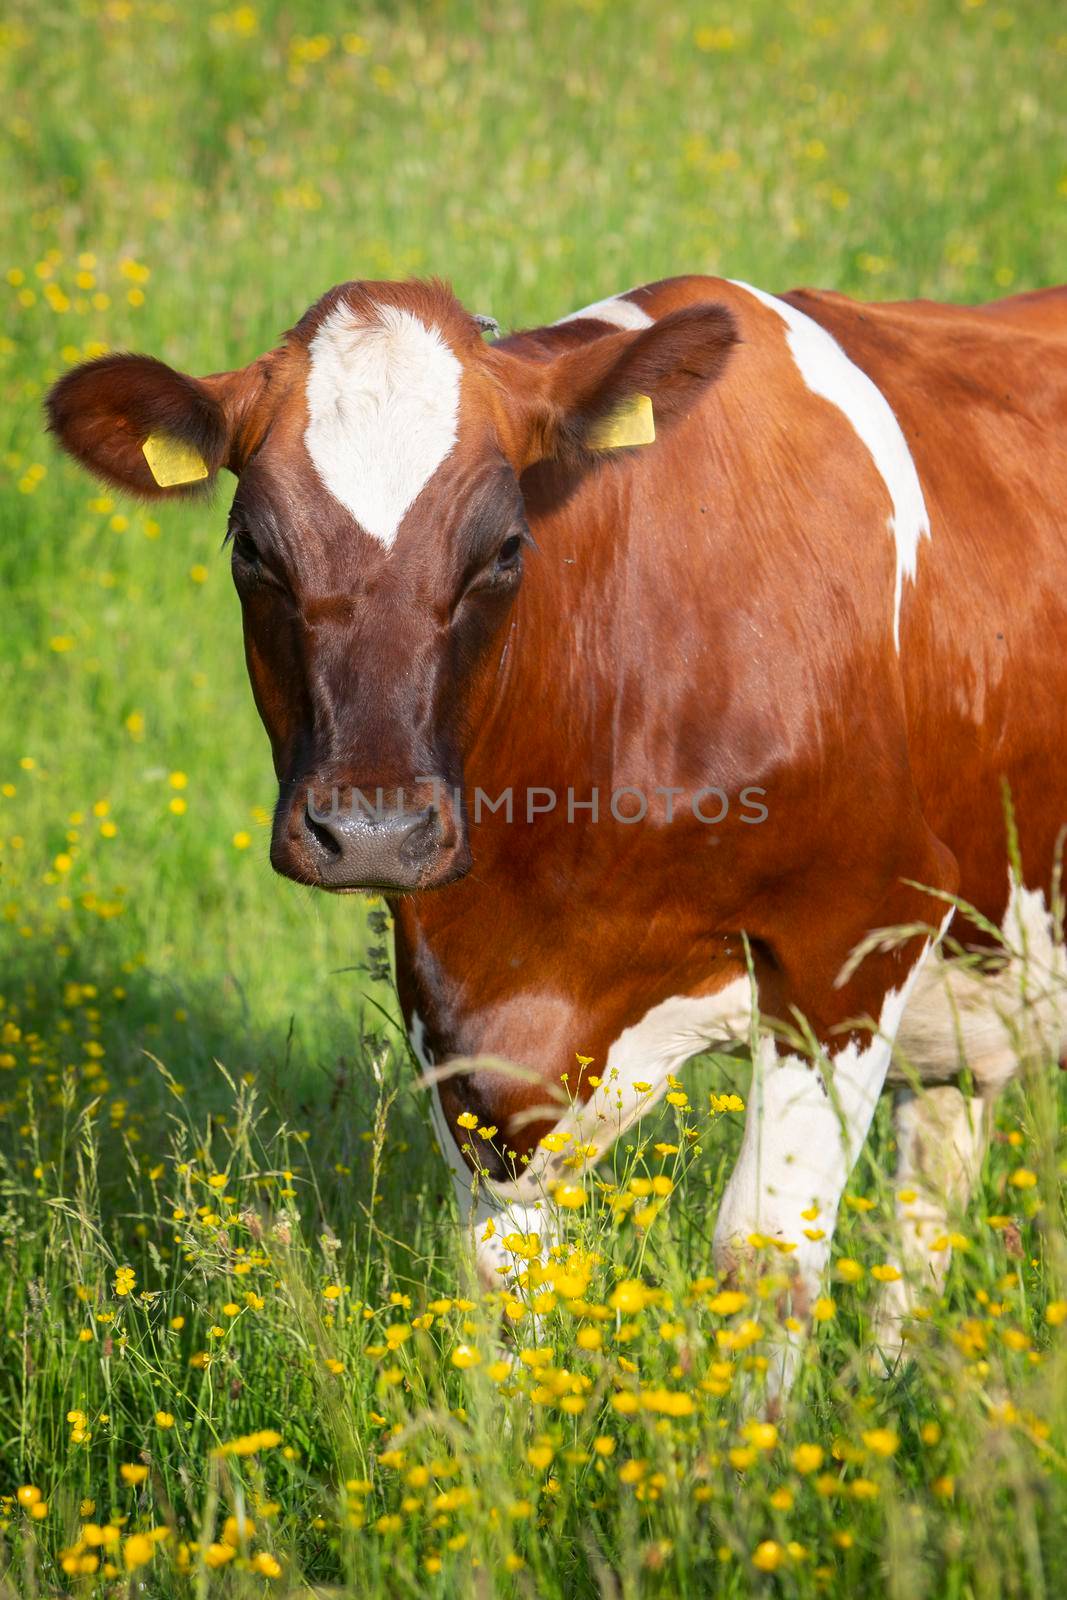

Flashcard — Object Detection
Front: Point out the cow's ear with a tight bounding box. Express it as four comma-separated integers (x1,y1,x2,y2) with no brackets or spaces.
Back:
496,303,739,470
45,353,265,499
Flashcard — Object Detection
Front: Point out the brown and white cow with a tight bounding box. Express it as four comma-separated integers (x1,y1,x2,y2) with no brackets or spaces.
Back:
46,274,1067,1384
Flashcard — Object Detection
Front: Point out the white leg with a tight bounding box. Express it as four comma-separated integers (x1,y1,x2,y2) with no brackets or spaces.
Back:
869,1085,989,1370
712,959,931,1397
412,980,754,1291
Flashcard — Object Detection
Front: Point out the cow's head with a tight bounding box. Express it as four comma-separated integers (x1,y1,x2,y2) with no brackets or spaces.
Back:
47,279,736,893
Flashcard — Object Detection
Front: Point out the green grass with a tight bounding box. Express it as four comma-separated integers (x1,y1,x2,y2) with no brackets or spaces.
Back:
1,0,1066,1594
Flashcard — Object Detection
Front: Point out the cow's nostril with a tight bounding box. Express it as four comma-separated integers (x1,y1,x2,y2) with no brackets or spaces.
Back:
304,806,342,857
397,804,439,865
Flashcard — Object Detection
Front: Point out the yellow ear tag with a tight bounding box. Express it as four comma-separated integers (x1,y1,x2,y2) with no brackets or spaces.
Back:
142,432,210,487
588,393,656,451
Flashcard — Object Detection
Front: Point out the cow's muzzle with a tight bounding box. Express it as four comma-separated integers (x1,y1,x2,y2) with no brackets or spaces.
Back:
272,779,470,893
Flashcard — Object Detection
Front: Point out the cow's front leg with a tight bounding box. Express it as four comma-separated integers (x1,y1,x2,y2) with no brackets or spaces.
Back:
713,885,955,1398
409,967,753,1296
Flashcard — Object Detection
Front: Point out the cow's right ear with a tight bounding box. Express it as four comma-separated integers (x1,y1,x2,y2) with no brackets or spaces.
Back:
489,303,739,473
45,353,266,499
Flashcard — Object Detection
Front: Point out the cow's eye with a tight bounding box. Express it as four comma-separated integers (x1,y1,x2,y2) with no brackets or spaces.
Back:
497,534,522,570
232,529,259,565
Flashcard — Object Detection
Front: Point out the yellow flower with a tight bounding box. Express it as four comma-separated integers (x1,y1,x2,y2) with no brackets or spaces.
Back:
119,1464,149,1486
222,1513,255,1547
871,1263,901,1282
1045,1300,1067,1327
1009,1168,1037,1188
752,1540,784,1572
709,1091,745,1112
553,1183,587,1209
862,1427,900,1458
451,1343,480,1369
835,1258,864,1283
456,1111,479,1130
123,1534,154,1570
539,1130,571,1152
609,1280,650,1314
527,1444,554,1470
643,1387,695,1417
792,1443,824,1474
233,831,252,849
155,1411,174,1428
252,1551,282,1577
213,1430,281,1458
708,1289,748,1316
17,1485,42,1507
168,771,188,790
812,1296,836,1322
593,1435,616,1456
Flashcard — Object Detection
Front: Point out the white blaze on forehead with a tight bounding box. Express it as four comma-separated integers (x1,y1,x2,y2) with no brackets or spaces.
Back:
555,292,653,331
729,280,930,652
304,301,462,548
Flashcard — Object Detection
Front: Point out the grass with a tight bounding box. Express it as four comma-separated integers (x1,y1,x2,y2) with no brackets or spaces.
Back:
1,0,1066,1594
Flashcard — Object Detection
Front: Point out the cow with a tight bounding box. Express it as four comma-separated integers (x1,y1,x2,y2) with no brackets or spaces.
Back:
46,273,1067,1389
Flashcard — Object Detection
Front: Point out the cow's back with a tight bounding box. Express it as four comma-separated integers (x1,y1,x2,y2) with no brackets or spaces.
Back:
781,286,1067,925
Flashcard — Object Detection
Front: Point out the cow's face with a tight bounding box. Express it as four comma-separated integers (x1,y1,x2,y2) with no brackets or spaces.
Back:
47,279,735,893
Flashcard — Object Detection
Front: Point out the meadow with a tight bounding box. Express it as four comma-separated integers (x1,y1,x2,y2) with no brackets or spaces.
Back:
2,0,1067,1594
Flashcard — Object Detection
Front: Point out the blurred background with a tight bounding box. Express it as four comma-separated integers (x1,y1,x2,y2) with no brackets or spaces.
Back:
2,0,1066,1101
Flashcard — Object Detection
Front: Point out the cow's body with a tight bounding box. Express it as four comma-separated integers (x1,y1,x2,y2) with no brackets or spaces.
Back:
46,272,1067,1384
397,277,1067,1361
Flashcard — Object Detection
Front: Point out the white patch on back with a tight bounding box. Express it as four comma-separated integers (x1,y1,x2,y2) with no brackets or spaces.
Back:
304,302,461,548
555,293,653,331
729,280,930,651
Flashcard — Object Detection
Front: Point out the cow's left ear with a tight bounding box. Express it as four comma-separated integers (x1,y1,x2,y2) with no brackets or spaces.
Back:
494,303,739,470
45,352,270,499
